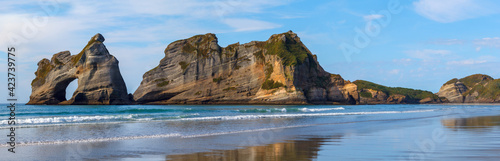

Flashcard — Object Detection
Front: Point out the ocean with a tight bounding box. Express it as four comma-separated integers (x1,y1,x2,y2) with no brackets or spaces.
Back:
1,104,500,160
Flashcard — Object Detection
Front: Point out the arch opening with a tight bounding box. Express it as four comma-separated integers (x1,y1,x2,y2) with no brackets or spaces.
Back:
52,77,77,103
65,79,78,101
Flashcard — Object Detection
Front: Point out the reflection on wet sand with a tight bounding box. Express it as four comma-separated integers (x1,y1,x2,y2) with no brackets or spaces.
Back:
166,137,336,161
442,115,500,129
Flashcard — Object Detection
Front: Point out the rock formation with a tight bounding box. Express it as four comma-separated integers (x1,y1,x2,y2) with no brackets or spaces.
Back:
437,74,500,103
27,31,458,105
133,31,441,105
133,31,359,104
27,33,131,105
352,80,444,104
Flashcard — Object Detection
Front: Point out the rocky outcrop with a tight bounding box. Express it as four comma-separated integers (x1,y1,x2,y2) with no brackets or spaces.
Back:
133,31,357,104
438,74,500,103
436,81,467,103
352,80,444,104
27,33,131,105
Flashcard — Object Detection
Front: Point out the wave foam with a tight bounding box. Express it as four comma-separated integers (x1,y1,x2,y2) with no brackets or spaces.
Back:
183,109,435,121
238,107,344,113
299,107,345,112
0,114,136,125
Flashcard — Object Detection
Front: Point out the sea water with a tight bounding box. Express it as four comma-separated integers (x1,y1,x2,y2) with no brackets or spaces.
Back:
0,104,499,160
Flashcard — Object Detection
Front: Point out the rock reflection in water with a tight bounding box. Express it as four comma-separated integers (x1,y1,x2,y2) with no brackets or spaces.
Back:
442,115,500,129
166,137,335,161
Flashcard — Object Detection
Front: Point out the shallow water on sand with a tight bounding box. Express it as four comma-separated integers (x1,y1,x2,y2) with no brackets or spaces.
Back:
1,104,500,160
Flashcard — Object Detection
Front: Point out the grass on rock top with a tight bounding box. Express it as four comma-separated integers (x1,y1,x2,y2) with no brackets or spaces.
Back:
458,74,493,87
463,79,500,99
443,74,500,99
31,59,54,86
71,35,104,65
264,33,310,66
181,34,216,58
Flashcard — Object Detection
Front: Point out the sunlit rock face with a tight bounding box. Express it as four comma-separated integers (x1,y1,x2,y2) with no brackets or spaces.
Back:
133,31,355,105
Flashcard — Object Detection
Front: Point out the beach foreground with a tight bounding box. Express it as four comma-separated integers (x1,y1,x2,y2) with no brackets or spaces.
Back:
1,104,500,160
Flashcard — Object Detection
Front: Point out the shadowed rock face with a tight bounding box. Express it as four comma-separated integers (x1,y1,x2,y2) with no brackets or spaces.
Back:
133,31,356,104
27,33,131,105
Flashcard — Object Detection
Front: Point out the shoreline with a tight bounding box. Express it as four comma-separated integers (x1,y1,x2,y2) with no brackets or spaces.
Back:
20,102,500,106
2,105,499,160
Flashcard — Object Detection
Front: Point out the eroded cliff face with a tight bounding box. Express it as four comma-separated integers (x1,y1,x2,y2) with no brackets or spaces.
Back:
133,31,356,104
437,81,467,103
438,74,500,103
27,34,131,105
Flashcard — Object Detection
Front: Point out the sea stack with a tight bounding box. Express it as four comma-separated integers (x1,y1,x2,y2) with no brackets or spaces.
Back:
27,33,131,105
133,31,357,104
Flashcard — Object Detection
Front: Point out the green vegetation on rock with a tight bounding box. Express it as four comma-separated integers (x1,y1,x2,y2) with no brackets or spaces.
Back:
154,78,170,87
359,91,372,98
31,59,54,86
264,33,310,66
179,61,190,71
462,79,500,99
264,63,273,80
444,78,459,85
253,50,265,62
181,34,216,58
353,80,438,100
223,87,237,91
480,79,500,99
261,79,284,90
458,74,493,88
71,35,100,65
182,43,196,53
53,58,64,65
213,77,223,83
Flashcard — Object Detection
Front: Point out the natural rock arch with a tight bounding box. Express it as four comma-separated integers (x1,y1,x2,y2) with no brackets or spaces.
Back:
27,34,131,105
54,77,77,103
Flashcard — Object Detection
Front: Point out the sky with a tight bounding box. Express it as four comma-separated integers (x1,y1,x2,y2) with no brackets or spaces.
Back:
1,0,500,103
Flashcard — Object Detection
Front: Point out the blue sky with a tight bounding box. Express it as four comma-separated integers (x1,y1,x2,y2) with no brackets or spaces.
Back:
1,0,500,103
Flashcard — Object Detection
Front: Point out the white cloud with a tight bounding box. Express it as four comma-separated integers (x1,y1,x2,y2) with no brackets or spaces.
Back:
473,37,500,48
363,14,383,21
446,55,497,65
429,39,465,45
0,0,289,102
405,49,451,60
429,37,500,50
393,58,412,65
413,0,498,23
0,0,289,63
388,69,401,75
223,18,282,32
447,60,487,65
